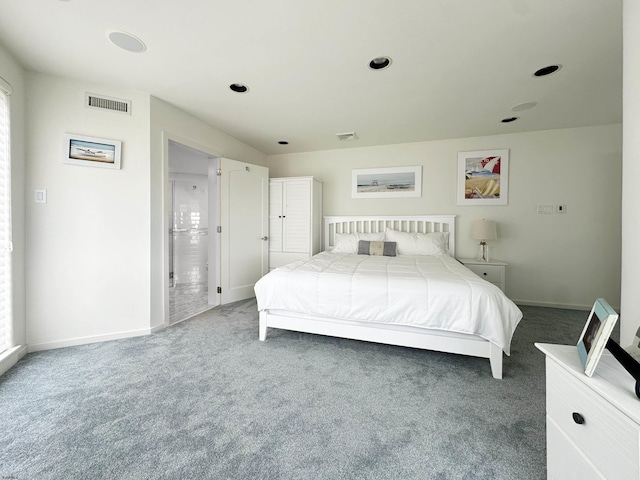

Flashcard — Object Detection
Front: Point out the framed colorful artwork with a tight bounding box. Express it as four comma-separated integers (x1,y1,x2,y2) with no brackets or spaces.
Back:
457,149,509,205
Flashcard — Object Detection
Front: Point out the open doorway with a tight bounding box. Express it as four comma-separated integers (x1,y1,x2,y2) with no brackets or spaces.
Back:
168,140,219,324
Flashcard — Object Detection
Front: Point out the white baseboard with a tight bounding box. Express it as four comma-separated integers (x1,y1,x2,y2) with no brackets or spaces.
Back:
27,327,152,353
0,345,28,376
150,323,166,334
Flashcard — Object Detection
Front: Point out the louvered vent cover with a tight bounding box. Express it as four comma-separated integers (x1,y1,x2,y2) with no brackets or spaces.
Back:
335,131,358,141
85,93,131,114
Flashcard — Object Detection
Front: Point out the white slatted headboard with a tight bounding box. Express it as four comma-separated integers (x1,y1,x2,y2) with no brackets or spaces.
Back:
324,215,456,257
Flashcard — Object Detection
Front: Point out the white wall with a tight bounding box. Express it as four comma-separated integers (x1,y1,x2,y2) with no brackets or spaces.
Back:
621,0,640,345
268,124,622,310
0,43,26,363
149,96,267,329
25,72,152,350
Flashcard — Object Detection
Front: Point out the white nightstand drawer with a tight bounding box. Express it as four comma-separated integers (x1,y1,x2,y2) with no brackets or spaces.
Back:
464,264,503,284
547,361,640,479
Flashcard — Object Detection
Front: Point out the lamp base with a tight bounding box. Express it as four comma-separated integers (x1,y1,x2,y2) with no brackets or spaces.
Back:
476,242,490,262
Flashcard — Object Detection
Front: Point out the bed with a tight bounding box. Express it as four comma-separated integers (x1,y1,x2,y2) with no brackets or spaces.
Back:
254,215,522,379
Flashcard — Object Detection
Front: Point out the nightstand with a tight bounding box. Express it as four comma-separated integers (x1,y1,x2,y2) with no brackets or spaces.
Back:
457,258,507,293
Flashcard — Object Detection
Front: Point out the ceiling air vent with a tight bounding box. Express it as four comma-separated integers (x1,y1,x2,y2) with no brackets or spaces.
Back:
85,93,131,115
336,131,358,141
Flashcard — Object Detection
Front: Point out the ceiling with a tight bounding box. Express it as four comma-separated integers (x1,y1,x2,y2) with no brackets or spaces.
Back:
0,0,622,155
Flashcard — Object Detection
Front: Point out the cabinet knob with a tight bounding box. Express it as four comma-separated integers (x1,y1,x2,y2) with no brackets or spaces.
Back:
483,272,487,276
572,412,585,425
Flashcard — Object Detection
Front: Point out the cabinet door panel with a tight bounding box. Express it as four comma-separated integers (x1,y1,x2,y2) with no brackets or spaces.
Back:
268,181,283,253
283,180,311,253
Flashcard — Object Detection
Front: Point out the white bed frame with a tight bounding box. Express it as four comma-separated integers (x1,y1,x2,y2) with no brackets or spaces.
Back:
258,215,504,379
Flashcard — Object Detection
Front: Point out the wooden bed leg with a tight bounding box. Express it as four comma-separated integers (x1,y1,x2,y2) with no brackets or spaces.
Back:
259,311,267,341
489,342,503,379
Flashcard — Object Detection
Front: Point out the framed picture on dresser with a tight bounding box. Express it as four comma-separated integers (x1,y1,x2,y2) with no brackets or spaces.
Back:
577,298,619,377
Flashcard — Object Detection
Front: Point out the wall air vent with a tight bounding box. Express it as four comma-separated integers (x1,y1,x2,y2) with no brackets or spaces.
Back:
335,132,358,141
85,93,132,115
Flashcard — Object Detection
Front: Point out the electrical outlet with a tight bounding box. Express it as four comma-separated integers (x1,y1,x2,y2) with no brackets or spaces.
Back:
557,204,567,214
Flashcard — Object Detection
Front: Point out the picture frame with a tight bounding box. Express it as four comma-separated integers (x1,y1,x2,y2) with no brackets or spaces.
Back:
577,298,619,377
352,166,422,199
457,149,509,205
62,133,122,169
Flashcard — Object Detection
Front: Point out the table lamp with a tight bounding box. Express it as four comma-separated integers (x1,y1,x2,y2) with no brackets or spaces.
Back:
471,219,497,262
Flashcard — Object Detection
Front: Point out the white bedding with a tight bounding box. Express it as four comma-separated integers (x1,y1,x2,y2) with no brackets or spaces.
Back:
254,252,523,354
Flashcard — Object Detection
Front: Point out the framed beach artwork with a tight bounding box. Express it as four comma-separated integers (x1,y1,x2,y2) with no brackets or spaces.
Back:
352,166,422,199
62,133,122,169
457,149,509,205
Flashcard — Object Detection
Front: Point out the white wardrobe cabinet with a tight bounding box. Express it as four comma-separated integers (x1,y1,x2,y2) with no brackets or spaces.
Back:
269,177,323,270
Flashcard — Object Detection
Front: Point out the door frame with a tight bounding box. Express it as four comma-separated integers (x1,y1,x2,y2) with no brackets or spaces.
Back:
159,132,222,327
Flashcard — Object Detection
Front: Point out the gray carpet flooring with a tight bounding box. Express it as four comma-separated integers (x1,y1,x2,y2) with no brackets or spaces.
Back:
0,301,598,479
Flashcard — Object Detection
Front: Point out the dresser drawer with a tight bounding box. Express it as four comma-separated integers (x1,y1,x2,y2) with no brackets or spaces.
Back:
464,264,503,284
547,361,640,479
547,418,606,480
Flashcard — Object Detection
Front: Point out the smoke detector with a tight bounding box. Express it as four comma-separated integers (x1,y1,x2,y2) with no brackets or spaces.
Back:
335,132,358,141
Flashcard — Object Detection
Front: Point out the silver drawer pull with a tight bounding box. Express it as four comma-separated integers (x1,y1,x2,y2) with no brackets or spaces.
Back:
572,412,585,425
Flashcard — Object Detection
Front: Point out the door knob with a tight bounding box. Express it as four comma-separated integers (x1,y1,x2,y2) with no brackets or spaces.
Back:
261,236,269,241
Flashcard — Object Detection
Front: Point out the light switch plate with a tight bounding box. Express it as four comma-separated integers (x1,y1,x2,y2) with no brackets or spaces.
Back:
34,189,47,204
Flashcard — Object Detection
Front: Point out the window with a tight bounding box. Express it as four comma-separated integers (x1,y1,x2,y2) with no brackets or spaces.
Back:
0,77,12,355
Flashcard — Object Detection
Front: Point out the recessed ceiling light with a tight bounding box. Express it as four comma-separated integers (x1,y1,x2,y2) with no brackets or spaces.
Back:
369,57,391,70
107,30,146,53
229,83,249,93
278,141,289,145
501,117,519,123
533,65,561,77
511,102,537,112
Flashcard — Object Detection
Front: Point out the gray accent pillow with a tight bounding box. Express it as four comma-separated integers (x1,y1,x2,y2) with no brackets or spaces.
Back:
357,240,397,257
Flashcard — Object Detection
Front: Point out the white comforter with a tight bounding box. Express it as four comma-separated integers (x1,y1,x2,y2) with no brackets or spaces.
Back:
254,252,523,354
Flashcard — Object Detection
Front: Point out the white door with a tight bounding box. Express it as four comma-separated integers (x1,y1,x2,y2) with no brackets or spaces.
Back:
220,158,269,304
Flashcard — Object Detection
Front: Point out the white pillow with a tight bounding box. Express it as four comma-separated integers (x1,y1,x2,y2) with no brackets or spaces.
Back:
332,232,386,253
358,232,386,242
384,229,449,255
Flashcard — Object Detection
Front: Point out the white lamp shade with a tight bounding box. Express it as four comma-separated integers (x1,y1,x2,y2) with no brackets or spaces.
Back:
471,219,497,241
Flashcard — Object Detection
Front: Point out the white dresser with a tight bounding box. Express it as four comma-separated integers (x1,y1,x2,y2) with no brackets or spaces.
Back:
536,343,640,479
269,177,323,270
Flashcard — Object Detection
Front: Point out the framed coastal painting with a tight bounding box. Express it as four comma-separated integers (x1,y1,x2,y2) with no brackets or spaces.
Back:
352,166,422,199
62,133,122,169
457,149,509,205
